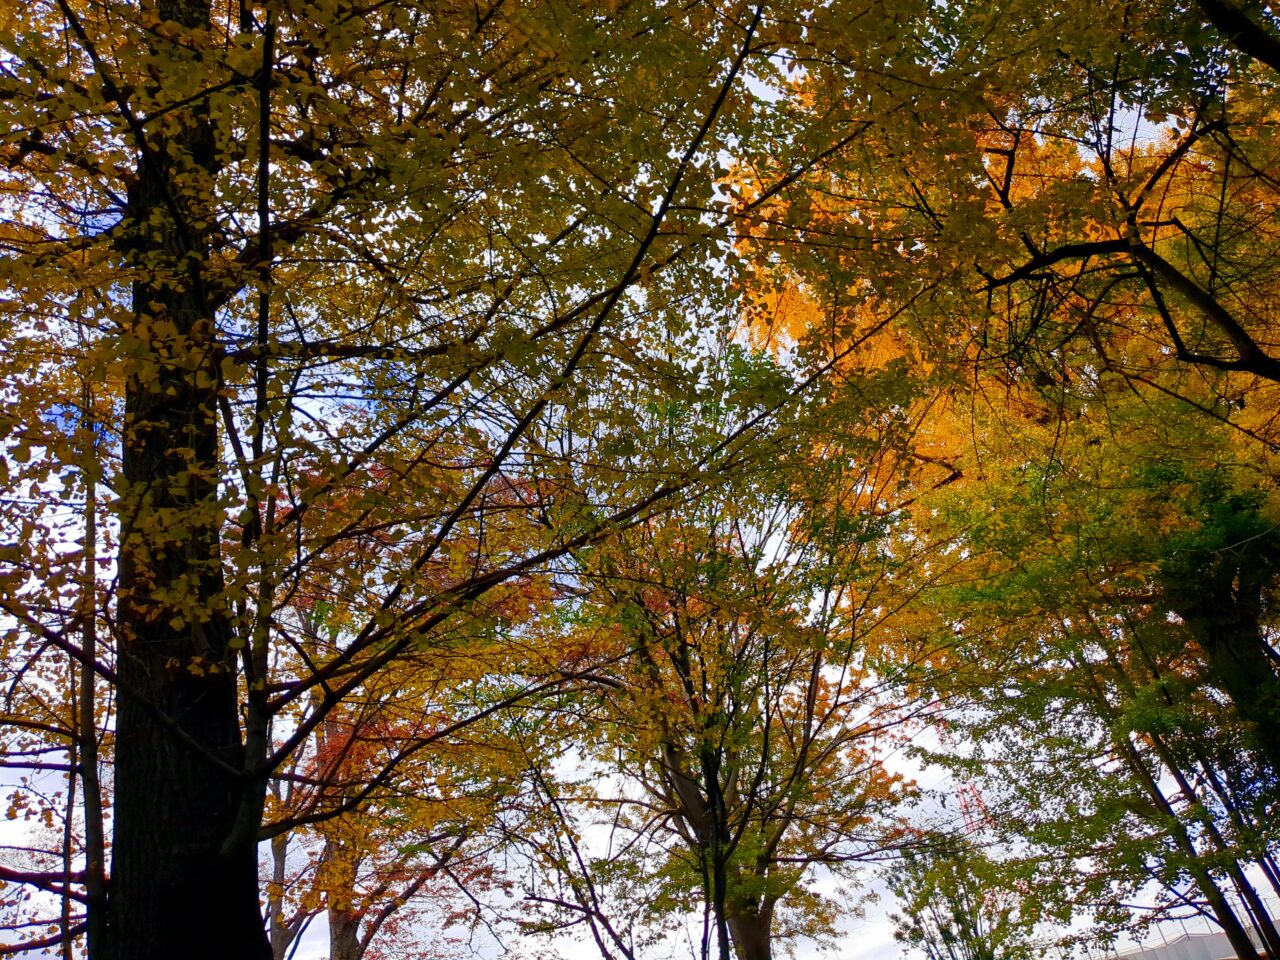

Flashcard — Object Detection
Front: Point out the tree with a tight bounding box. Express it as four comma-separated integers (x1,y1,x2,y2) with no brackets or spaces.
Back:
888,832,1042,960
746,0,1280,399
507,433,923,960
10,0,1280,956
262,673,513,960
731,0,1280,875
882,396,1280,958
1,2,890,957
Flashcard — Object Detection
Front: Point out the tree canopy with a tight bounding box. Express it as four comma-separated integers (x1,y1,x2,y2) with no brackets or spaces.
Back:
1,1,1279,959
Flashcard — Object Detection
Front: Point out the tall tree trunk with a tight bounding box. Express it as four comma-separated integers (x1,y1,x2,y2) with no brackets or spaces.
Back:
322,834,367,960
78,391,107,959
1118,737,1261,960
701,748,734,960
106,0,268,957
268,829,294,960
1127,629,1280,908
1146,732,1280,959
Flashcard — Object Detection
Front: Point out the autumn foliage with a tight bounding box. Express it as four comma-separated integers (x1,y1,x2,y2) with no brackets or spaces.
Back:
1,1,1279,960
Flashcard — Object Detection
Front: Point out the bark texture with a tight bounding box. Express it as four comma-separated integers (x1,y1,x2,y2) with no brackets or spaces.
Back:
106,0,269,956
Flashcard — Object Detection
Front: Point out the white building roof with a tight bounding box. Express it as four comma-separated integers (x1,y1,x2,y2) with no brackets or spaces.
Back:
1116,931,1266,960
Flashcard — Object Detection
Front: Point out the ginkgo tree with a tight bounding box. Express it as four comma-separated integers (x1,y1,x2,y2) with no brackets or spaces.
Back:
755,0,1280,398
696,0,1280,953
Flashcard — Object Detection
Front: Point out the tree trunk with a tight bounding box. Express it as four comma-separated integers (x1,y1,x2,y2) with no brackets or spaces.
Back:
329,908,365,960
268,831,295,960
1115,737,1261,960
1163,560,1280,777
727,901,774,960
105,0,269,957
78,403,107,959
110,243,270,959
1079,658,1262,960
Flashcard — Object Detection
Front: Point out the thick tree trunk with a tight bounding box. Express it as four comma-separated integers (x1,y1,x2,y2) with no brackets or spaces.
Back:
329,908,365,960
105,1,269,957
727,901,774,960
110,252,269,959
1163,562,1280,777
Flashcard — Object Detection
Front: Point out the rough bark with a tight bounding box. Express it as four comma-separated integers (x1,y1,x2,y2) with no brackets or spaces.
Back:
727,901,774,960
329,908,364,960
110,228,270,959
105,0,269,956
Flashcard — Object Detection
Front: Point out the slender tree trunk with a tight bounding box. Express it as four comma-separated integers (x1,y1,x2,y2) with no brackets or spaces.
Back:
80,376,107,960
1077,658,1261,960
1258,854,1280,907
1228,868,1280,960
268,828,292,960
322,834,367,960
106,0,268,956
1119,737,1260,960
61,729,76,960
701,749,733,960
1148,734,1280,958
1101,638,1280,958
1127,627,1280,912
